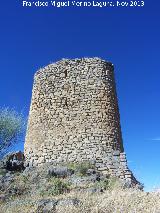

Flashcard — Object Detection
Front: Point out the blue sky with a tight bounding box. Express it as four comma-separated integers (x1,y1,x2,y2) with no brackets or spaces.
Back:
0,0,160,191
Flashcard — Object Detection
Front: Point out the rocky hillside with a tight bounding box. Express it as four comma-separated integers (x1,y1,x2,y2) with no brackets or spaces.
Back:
0,152,159,213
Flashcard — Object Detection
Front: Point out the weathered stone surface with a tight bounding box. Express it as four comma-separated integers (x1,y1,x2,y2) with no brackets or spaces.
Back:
48,166,74,178
0,194,6,203
36,199,58,212
24,57,140,186
57,198,80,207
0,151,25,171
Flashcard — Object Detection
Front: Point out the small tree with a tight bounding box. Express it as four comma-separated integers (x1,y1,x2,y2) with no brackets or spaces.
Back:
0,107,26,158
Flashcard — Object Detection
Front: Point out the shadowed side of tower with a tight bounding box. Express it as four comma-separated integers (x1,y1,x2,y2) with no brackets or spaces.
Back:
24,57,139,185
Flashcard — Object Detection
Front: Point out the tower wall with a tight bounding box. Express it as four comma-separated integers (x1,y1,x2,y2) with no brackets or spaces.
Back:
24,58,135,182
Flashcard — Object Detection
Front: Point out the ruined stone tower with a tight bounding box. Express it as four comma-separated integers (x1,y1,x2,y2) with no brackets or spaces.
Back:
24,57,137,184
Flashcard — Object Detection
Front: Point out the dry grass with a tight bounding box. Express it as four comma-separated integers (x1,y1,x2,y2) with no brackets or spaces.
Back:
1,188,160,213
0,167,157,213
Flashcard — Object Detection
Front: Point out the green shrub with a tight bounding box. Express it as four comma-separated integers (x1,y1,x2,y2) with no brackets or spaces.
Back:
40,177,70,196
95,177,121,191
0,168,7,176
67,161,94,176
107,177,121,189
66,162,77,171
95,179,109,190
77,162,91,176
18,174,29,184
7,182,28,198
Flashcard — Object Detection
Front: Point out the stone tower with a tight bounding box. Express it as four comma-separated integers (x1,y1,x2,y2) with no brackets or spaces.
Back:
24,58,138,184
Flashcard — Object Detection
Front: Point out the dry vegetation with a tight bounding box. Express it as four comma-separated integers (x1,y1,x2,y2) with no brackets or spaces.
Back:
0,166,160,213
1,187,160,213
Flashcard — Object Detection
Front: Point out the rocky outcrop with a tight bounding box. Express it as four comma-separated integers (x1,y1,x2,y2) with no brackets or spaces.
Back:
36,198,80,212
0,151,25,171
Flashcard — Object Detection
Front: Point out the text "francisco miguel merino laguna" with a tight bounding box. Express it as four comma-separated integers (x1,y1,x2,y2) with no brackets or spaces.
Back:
22,1,138,8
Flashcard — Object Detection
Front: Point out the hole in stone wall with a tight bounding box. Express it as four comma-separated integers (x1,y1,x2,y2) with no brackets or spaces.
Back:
64,70,67,78
65,98,68,107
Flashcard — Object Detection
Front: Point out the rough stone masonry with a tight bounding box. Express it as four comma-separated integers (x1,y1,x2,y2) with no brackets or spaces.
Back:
24,57,139,185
